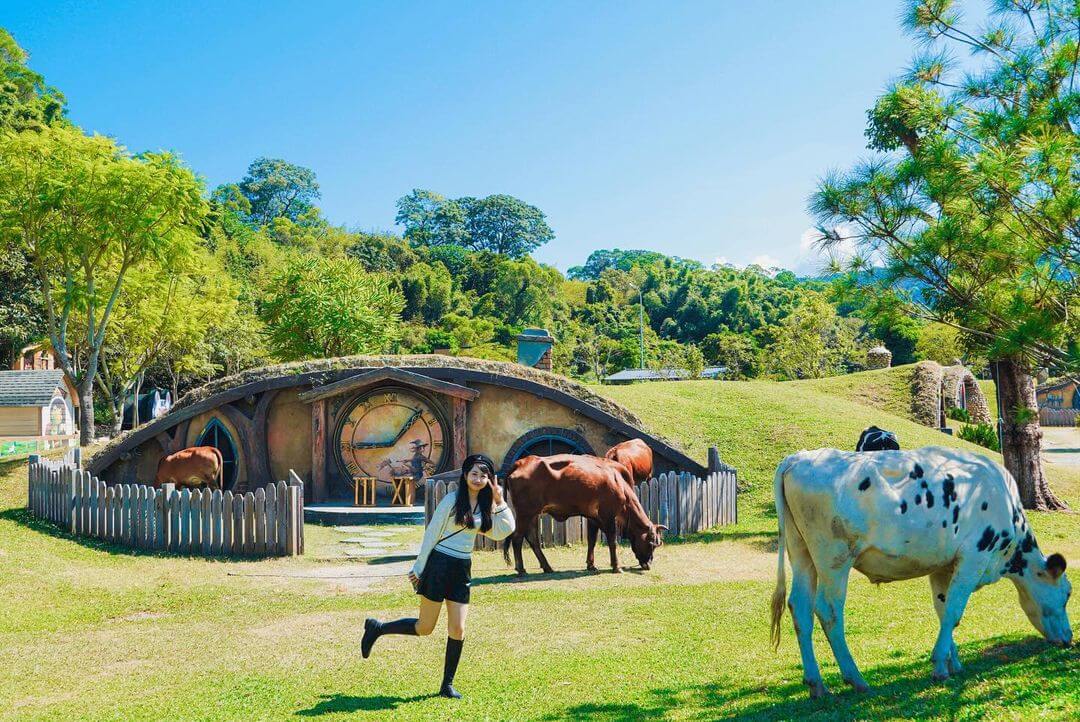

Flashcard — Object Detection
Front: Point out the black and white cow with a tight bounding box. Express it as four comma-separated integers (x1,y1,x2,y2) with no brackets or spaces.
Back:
856,425,899,451
769,446,1072,698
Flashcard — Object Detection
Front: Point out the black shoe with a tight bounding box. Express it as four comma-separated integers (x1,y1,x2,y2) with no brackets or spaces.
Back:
361,618,381,659
439,683,462,699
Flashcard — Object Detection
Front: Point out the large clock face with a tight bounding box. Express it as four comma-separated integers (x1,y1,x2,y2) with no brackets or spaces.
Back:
336,387,448,484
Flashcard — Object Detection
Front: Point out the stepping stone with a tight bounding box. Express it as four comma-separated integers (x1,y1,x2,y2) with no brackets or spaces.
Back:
339,538,397,547
344,549,384,557
332,527,395,537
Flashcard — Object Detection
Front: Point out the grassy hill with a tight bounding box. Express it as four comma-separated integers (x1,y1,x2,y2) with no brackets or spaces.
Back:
593,376,1070,533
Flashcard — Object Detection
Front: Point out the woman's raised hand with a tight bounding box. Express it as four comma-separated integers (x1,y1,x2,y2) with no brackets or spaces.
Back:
489,476,504,505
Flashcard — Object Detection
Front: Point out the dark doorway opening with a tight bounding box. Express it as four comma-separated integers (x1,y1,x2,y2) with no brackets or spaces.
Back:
197,418,239,490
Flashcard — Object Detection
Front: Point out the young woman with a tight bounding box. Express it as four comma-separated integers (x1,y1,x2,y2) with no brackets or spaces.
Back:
361,453,515,699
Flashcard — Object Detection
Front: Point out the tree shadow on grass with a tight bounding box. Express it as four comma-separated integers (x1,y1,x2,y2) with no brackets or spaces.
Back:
295,692,434,715
547,635,1077,721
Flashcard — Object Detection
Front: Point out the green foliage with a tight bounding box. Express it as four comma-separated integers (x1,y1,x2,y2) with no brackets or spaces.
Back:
761,293,863,380
946,406,970,423
701,331,760,379
916,322,964,366
395,189,553,258
0,125,208,442
260,255,404,360
567,248,668,280
236,157,320,227
0,29,65,132
0,244,42,367
957,422,1000,452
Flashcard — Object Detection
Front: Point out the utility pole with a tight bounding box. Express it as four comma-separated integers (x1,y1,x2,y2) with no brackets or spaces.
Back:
638,287,645,370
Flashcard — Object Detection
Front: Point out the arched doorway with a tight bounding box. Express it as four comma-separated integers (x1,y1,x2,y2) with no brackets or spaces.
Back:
501,427,594,475
197,418,239,490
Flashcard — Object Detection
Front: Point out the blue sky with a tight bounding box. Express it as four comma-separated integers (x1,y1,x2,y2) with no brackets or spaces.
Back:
7,1,920,273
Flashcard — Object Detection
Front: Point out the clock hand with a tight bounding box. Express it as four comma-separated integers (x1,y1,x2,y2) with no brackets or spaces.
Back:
349,409,423,450
391,408,424,443
350,439,396,449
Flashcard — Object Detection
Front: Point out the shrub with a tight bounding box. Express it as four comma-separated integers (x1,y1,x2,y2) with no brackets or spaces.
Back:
947,406,971,423
958,422,1000,452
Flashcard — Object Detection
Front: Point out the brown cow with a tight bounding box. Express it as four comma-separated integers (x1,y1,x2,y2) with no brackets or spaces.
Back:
502,454,666,575
154,446,224,491
605,438,654,483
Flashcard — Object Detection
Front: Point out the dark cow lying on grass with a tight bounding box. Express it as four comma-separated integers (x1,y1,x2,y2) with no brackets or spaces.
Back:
856,425,899,451
605,438,654,484
154,446,224,491
503,454,666,574
770,446,1072,698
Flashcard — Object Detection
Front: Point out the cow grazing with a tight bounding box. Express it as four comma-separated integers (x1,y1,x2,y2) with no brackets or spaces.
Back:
769,446,1072,698
605,438,654,484
155,446,225,491
856,425,899,451
502,454,666,574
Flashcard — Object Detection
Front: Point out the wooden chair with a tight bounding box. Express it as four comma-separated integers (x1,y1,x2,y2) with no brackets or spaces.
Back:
352,476,377,506
391,476,415,506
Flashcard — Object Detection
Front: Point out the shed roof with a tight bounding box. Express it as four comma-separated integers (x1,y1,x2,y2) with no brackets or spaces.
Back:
0,370,66,407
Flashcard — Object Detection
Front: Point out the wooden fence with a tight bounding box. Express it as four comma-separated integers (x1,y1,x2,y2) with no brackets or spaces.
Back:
1040,408,1078,426
424,469,738,551
27,457,304,558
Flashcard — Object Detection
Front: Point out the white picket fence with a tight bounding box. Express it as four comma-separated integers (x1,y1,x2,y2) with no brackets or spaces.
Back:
424,469,738,551
27,457,304,557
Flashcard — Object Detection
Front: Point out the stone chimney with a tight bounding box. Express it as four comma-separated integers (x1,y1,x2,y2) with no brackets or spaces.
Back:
517,328,554,372
866,345,892,370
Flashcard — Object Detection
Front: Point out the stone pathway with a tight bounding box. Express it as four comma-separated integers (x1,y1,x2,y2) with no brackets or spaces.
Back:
1042,427,1080,467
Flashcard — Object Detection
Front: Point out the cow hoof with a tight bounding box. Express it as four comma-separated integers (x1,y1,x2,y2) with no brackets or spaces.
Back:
640,563,650,571
805,680,829,698
541,568,555,575
931,670,950,683
586,565,598,572
611,567,622,574
846,679,870,693
515,570,527,577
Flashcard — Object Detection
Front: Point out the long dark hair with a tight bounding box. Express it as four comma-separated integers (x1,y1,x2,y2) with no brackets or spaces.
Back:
454,453,496,532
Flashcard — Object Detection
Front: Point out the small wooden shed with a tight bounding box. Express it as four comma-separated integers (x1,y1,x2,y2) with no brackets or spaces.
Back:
0,370,77,455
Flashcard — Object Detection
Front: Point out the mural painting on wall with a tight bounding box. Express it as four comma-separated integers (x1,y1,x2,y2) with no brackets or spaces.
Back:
48,396,68,436
335,386,449,497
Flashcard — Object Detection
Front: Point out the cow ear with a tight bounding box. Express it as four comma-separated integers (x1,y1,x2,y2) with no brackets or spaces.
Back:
1046,553,1067,580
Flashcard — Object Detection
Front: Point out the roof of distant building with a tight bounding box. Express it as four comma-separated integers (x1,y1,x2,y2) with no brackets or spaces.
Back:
604,368,690,382
0,370,67,407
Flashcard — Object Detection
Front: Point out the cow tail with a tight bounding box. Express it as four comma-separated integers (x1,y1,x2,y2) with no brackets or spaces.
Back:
770,456,792,651
214,447,224,490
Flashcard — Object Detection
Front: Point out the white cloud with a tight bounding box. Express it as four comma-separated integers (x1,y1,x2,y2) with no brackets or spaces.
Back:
751,254,781,269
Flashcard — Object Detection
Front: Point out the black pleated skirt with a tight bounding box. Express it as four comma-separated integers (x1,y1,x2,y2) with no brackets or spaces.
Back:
416,549,472,604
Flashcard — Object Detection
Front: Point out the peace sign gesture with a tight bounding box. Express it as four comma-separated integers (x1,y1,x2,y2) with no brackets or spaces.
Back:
488,475,504,506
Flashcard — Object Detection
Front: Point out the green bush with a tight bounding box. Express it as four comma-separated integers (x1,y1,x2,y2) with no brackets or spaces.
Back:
957,422,1000,452
946,406,971,423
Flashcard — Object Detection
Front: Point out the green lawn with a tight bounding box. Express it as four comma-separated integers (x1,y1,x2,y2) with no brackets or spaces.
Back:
0,377,1077,721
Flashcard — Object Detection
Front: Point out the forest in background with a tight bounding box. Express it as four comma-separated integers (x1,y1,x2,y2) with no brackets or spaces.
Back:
0,27,962,438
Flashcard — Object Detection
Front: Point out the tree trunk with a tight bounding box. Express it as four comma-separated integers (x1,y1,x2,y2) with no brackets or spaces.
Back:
995,358,1067,511
78,379,95,447
132,373,143,428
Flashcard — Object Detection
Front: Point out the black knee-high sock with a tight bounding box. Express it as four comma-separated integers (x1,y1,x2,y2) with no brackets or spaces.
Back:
440,637,464,698
361,617,417,658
